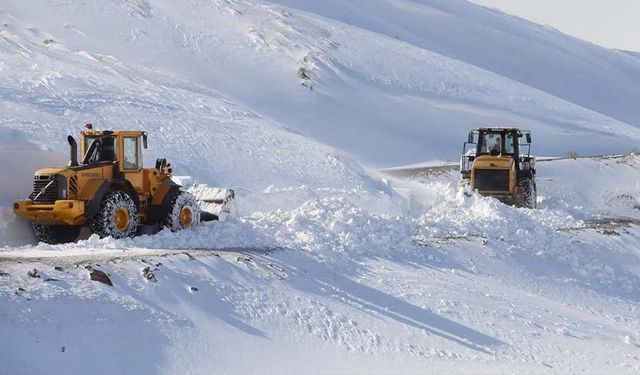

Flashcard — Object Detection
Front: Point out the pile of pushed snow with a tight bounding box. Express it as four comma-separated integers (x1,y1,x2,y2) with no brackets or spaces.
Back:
247,196,415,258
25,190,413,258
417,187,579,239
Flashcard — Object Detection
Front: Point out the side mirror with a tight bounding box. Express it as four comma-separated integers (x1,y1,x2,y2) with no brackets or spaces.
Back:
142,132,148,149
526,133,532,144
467,131,474,143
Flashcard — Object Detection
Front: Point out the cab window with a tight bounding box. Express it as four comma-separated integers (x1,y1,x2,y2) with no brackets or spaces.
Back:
504,134,516,154
123,137,139,170
84,136,117,163
479,133,502,155
85,136,98,153
84,136,99,162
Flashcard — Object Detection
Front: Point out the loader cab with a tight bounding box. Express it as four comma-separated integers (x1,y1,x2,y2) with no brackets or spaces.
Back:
477,129,521,162
462,128,532,173
83,134,116,163
79,128,148,190
118,132,147,192
80,130,147,168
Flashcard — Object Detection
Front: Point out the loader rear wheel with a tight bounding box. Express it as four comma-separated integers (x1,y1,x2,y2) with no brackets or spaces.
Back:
90,190,139,239
164,191,201,231
32,223,81,244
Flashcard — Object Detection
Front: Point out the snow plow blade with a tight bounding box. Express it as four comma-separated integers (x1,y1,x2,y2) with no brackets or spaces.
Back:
172,177,235,222
193,187,235,222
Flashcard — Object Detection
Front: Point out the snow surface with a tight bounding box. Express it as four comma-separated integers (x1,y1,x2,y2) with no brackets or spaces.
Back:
3,155,640,374
2,0,640,374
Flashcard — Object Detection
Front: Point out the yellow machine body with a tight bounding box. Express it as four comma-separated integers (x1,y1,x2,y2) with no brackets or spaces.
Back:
14,129,175,226
460,127,536,208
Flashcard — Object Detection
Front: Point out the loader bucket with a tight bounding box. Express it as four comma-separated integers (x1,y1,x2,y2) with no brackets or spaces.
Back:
189,185,236,222
171,176,236,222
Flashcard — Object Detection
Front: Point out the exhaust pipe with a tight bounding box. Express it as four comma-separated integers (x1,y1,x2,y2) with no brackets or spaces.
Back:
67,135,79,167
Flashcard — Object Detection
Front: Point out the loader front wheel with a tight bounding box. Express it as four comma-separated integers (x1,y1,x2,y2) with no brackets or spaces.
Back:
520,179,537,209
90,190,139,239
32,223,81,244
164,192,201,231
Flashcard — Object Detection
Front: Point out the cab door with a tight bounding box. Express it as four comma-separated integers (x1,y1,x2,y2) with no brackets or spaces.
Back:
121,135,144,193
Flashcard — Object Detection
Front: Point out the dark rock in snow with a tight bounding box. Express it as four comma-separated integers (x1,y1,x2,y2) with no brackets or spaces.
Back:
142,267,157,282
89,269,113,286
297,67,310,80
27,269,40,278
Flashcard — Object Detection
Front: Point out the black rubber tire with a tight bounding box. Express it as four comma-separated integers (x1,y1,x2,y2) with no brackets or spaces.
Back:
90,190,139,239
519,178,537,209
163,191,201,231
32,223,81,244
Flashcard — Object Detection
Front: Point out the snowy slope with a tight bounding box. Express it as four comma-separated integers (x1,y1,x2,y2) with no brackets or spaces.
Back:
2,0,640,168
2,0,640,374
272,0,640,126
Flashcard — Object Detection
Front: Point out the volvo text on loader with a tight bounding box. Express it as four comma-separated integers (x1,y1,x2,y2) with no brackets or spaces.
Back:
460,128,537,208
14,124,205,244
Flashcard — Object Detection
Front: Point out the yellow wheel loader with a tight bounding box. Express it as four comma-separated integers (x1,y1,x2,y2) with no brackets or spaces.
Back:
460,128,536,208
13,124,230,244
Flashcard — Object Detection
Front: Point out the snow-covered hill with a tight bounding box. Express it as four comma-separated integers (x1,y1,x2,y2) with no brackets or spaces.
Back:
272,0,640,126
2,0,640,374
2,0,640,169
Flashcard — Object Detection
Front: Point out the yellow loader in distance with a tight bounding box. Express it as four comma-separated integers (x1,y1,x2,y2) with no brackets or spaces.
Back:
460,128,537,208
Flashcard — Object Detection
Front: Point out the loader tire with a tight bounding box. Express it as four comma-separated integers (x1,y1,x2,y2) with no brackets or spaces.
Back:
163,191,201,231
32,223,81,244
520,179,537,209
90,190,139,239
